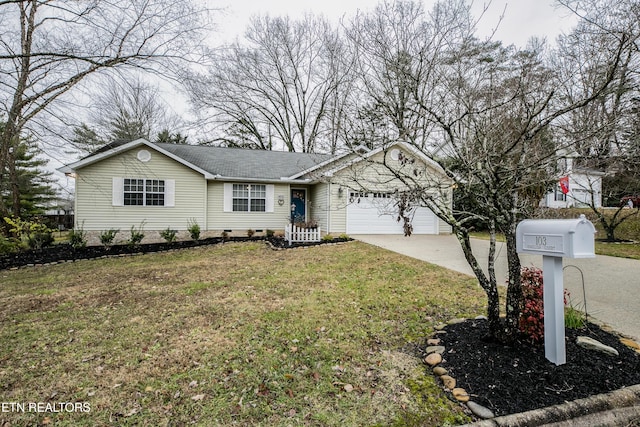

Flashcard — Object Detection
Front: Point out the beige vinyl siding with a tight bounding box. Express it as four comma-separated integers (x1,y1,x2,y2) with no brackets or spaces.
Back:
327,183,348,234
309,182,329,232
207,182,290,231
74,147,206,231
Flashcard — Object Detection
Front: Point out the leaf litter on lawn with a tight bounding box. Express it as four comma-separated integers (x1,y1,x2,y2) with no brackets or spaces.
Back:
0,241,485,426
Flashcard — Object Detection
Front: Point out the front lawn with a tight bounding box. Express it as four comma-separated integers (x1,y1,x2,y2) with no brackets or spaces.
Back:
0,241,485,426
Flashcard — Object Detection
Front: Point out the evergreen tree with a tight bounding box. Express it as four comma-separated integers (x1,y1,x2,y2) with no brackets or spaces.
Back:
0,123,57,218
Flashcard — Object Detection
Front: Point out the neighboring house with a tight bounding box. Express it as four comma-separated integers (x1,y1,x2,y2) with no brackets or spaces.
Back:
540,154,604,209
58,139,453,237
43,197,75,230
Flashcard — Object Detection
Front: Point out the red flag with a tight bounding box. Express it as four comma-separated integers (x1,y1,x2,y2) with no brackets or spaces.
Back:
559,176,569,195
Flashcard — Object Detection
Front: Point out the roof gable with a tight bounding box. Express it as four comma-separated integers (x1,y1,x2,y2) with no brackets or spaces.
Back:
293,141,447,180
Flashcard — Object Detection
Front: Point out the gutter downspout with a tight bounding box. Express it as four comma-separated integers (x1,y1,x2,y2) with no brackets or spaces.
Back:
203,179,208,231
327,182,331,234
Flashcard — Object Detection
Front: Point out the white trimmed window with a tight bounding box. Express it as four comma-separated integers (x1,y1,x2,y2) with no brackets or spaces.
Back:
112,177,175,207
233,184,266,212
223,183,274,213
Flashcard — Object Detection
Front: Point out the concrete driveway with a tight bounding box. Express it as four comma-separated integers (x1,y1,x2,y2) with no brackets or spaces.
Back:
354,234,640,340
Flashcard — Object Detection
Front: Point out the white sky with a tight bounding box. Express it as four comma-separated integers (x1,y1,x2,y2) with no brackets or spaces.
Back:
214,0,578,48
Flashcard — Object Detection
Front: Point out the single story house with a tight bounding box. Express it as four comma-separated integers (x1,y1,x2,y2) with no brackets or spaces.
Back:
58,139,453,238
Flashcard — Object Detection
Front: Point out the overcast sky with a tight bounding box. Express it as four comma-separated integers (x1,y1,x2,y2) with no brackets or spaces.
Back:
214,0,578,48
52,1,581,185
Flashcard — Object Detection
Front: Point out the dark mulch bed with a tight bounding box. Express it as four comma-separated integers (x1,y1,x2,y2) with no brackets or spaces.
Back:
0,236,352,270
436,318,640,418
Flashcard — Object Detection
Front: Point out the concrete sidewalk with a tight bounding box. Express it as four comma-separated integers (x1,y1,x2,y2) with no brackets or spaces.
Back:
354,234,640,340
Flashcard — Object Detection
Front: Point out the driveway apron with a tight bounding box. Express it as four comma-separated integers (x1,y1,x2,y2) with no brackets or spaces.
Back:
353,235,639,340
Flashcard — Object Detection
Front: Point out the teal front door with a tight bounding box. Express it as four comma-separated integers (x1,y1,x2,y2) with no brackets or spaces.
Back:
291,189,306,223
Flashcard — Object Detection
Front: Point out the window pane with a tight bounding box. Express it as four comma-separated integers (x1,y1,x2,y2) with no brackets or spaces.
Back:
124,193,144,206
146,179,164,193
251,184,266,198
250,199,266,212
146,193,165,206
124,178,144,192
233,199,249,211
123,178,144,205
233,184,249,198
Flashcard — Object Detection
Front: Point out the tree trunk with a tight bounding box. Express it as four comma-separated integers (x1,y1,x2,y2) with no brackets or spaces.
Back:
504,227,523,341
454,228,501,335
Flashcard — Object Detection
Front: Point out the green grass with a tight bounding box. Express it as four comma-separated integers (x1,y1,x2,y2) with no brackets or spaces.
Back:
0,242,484,426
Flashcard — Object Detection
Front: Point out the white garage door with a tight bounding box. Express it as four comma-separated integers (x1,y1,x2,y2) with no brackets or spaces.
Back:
346,192,437,234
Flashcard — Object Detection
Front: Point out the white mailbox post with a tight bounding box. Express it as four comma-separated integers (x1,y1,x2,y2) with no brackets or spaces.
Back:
516,214,596,365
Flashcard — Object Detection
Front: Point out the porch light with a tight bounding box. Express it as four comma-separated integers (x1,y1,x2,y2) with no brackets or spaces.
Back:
338,187,344,197
278,195,284,206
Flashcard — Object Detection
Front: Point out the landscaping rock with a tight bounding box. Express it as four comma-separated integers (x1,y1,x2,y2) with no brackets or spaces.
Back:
440,375,456,390
452,387,470,402
427,338,441,346
448,318,467,325
426,345,445,355
433,366,448,376
467,401,495,419
424,353,442,366
577,336,619,357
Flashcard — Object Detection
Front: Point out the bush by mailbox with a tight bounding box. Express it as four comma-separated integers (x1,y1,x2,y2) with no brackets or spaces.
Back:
516,214,596,258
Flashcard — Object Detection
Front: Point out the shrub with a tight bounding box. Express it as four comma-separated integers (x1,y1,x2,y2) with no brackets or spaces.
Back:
187,219,200,241
322,234,334,241
518,267,545,343
99,229,119,248
4,216,54,250
338,233,350,240
0,235,18,254
28,231,54,250
128,223,145,246
68,225,87,249
265,229,275,238
221,231,229,240
247,229,255,237
160,227,177,243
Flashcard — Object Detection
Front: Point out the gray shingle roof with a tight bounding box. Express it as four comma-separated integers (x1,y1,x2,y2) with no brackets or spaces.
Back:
156,143,332,180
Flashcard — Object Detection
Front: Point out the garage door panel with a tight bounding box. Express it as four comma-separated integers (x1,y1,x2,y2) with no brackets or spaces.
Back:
346,193,437,235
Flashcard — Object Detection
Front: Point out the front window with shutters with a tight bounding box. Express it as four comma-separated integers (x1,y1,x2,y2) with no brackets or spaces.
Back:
232,184,266,212
124,178,165,206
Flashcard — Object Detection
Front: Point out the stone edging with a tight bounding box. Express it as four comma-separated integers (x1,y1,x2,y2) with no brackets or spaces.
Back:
424,317,640,424
459,383,640,427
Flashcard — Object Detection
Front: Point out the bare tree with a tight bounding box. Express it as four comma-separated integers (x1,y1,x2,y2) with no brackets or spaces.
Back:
70,75,185,155
188,14,353,153
343,0,630,342
554,0,640,240
0,0,210,216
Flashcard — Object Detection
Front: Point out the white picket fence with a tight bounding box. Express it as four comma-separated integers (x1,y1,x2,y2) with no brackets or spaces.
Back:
285,224,321,245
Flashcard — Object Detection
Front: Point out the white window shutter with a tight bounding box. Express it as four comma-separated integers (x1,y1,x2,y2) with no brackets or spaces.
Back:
112,177,124,206
165,179,175,207
223,183,233,212
266,184,274,213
